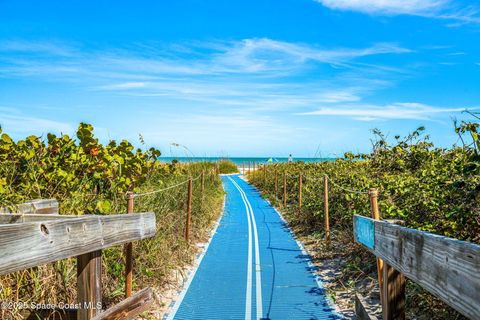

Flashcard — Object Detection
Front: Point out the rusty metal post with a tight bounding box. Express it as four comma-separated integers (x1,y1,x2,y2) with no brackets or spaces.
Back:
283,171,287,207
324,175,330,243
274,169,278,198
369,188,384,307
125,191,134,298
263,165,266,186
200,171,205,207
298,172,303,209
185,177,193,241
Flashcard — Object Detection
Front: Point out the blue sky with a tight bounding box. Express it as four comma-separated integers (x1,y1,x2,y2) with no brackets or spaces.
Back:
0,0,479,157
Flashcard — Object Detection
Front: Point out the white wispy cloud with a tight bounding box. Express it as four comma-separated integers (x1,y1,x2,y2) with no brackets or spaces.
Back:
85,39,411,77
316,0,447,15
96,79,376,113
0,39,409,113
0,38,411,79
298,102,469,120
315,0,480,24
0,40,76,56
211,38,411,72
103,81,148,89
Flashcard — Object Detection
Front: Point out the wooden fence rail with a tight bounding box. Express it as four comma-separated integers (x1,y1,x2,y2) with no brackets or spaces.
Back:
0,212,155,275
354,215,480,320
0,198,59,214
0,205,157,320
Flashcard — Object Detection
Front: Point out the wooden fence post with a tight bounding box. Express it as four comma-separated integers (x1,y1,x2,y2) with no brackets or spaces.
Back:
80,178,103,320
77,183,102,320
243,162,245,175
185,177,193,241
77,250,102,320
298,172,303,209
283,171,287,207
369,188,384,306
324,175,330,243
248,161,251,174
382,257,406,320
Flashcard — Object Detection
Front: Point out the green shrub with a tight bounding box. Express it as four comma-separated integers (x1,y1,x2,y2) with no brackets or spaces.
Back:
0,123,160,214
248,125,480,242
218,159,238,174
0,125,224,318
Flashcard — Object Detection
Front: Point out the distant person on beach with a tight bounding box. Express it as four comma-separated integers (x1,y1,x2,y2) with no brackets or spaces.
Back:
288,154,293,163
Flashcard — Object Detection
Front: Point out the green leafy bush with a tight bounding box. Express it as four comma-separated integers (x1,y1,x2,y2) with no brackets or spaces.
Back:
0,123,160,214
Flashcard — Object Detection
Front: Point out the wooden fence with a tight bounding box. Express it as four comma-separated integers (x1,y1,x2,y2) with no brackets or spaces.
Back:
0,199,157,320
251,165,480,320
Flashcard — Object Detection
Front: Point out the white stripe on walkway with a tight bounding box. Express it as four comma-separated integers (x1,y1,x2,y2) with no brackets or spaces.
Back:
229,176,253,320
237,181,263,320
229,177,263,320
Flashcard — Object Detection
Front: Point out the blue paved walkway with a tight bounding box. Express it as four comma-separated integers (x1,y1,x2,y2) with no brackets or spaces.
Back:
167,174,340,320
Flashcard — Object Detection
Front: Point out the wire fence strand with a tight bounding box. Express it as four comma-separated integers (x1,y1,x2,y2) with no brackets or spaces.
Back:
326,176,370,195
264,170,370,195
132,173,203,198
303,175,369,194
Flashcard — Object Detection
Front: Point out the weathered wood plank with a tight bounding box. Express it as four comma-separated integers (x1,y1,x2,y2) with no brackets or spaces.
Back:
77,250,102,320
92,287,153,320
0,213,81,224
20,199,59,214
0,199,59,214
353,215,480,320
0,212,156,276
0,214,29,224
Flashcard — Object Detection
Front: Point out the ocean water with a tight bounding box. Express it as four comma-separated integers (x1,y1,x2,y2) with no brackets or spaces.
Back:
158,157,335,165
